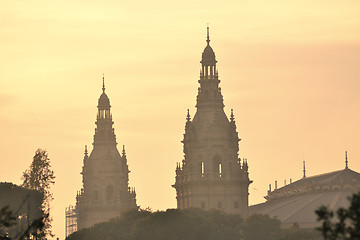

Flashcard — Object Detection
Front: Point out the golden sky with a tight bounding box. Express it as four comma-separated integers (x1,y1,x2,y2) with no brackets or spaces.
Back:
1,0,360,239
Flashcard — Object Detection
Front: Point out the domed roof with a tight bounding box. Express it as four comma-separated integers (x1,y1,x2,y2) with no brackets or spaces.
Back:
201,45,216,63
250,167,360,229
98,92,110,109
201,27,217,64
97,77,111,109
250,191,355,229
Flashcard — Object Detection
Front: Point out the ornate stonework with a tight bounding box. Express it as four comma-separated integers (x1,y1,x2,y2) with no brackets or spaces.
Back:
76,79,137,229
173,28,252,216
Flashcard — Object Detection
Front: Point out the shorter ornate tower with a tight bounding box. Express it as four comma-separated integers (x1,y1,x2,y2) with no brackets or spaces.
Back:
76,78,137,229
173,28,252,216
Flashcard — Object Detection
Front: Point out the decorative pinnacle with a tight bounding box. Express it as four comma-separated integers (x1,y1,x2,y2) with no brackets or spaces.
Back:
122,145,126,156
230,109,234,121
303,161,306,178
345,151,348,169
186,109,191,121
206,24,210,45
84,145,88,157
102,73,105,93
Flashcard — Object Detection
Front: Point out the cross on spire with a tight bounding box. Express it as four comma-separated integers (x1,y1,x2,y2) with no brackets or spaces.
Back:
102,73,105,93
206,24,210,45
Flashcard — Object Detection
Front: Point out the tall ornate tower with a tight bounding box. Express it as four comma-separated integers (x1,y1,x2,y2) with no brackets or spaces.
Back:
76,78,137,229
173,28,252,216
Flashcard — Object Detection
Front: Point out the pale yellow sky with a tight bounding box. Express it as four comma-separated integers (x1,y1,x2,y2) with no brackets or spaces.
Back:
1,1,360,239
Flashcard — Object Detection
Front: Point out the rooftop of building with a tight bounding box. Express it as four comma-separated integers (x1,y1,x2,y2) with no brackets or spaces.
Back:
250,153,360,228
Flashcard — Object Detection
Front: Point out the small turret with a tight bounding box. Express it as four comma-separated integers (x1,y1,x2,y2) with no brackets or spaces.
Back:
122,145,126,157
303,161,306,178
131,188,137,200
186,109,191,122
242,158,248,172
84,145,88,159
345,151,349,169
81,145,89,175
201,26,217,69
93,77,117,146
97,76,111,120
268,184,272,195
230,109,235,122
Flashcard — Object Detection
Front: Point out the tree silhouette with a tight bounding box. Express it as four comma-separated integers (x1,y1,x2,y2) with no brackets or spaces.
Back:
22,149,55,240
316,192,360,240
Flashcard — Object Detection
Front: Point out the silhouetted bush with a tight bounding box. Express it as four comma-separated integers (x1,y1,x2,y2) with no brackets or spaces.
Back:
67,208,321,240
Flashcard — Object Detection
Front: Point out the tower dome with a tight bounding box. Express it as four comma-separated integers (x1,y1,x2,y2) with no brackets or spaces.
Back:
97,77,111,110
201,27,217,65
98,92,110,109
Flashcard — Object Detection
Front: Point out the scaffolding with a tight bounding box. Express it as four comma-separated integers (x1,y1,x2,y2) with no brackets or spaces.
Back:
65,205,77,237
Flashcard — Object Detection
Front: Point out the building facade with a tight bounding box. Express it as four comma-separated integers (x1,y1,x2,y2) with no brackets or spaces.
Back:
173,28,252,217
250,152,360,228
75,79,137,230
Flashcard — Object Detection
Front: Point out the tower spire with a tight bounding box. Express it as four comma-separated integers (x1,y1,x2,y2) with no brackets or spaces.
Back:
102,73,105,93
345,151,348,169
303,161,306,178
206,24,210,45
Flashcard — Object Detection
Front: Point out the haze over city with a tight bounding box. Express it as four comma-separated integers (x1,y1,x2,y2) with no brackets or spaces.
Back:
1,1,360,239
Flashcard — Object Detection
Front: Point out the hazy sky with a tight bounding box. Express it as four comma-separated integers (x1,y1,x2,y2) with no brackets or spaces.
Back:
1,1,360,239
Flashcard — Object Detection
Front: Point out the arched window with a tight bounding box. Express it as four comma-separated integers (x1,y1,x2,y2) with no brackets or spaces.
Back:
201,162,205,177
105,109,110,119
218,163,222,177
213,155,222,178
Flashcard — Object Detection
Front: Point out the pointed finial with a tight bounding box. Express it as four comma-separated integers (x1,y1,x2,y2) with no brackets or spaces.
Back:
206,24,210,45
303,161,306,178
122,145,126,156
186,109,191,121
84,145,88,157
230,109,234,121
102,73,105,93
345,151,348,169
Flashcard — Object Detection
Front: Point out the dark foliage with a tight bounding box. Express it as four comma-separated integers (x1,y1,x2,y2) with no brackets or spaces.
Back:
316,192,360,240
0,206,17,239
67,208,245,240
22,149,55,239
0,182,44,240
244,214,281,240
279,223,321,240
67,208,320,240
